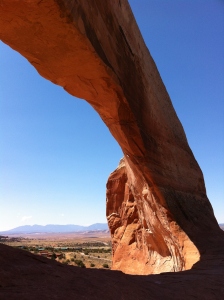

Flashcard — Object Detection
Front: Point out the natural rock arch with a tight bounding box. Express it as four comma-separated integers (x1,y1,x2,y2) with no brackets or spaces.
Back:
0,0,223,275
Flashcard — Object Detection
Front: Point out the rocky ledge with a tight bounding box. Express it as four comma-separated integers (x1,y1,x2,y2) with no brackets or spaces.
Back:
0,0,223,278
0,242,224,299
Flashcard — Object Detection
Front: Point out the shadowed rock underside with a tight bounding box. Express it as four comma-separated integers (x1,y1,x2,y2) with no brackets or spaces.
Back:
0,0,223,277
1,242,224,300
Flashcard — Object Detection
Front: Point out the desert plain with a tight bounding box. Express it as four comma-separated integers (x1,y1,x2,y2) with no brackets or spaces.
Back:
0,231,112,270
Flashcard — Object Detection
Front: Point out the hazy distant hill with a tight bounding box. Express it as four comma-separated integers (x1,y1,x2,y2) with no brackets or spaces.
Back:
2,223,223,234
220,224,224,231
0,223,108,234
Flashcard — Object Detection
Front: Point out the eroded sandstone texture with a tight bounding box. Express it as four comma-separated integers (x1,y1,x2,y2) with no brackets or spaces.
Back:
0,0,223,275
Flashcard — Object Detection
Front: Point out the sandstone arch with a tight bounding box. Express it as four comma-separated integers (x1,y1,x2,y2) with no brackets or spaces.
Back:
0,0,223,275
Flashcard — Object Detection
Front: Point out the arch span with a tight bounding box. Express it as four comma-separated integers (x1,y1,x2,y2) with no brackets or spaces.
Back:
0,0,223,274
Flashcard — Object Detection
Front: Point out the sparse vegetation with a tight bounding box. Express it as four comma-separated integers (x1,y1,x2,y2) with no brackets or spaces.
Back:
74,260,86,268
1,232,112,269
51,253,57,260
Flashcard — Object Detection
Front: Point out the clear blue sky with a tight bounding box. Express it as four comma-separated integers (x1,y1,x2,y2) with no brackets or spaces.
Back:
0,0,223,231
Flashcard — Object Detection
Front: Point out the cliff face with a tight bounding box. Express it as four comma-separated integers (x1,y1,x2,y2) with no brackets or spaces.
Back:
0,0,223,275
106,159,200,274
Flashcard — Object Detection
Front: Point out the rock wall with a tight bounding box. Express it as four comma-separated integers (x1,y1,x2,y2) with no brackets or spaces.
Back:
0,0,223,275
106,158,201,274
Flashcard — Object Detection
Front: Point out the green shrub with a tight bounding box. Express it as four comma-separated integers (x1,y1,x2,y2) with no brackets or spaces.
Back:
102,263,109,269
90,263,95,267
74,260,86,268
51,253,57,260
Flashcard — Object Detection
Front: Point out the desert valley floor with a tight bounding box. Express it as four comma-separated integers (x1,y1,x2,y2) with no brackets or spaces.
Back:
1,230,224,299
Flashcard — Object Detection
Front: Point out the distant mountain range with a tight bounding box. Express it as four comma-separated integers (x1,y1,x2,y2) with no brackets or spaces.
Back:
1,223,223,235
0,223,109,234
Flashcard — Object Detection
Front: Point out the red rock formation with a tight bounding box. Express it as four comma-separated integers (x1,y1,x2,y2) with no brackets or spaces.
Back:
1,242,224,300
0,0,223,275
106,158,201,274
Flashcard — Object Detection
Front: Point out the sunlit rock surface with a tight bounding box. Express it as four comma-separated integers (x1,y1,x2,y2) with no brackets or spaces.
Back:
0,0,223,278
106,158,201,274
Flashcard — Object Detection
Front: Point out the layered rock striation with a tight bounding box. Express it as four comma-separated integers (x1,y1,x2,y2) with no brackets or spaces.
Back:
106,158,200,274
0,0,223,275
